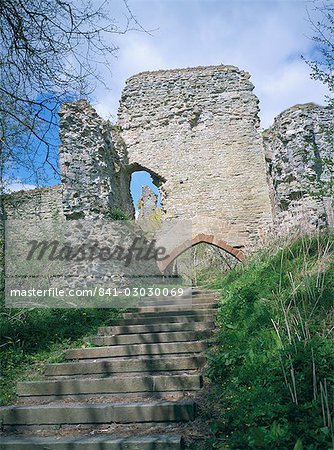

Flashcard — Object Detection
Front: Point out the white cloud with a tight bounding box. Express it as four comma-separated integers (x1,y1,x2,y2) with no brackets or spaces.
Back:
95,37,168,120
93,0,328,128
254,60,329,128
120,38,167,74
9,1,328,187
5,181,36,193
94,99,116,121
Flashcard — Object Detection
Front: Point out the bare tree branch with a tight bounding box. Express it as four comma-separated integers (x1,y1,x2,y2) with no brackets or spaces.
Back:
303,1,334,99
0,0,141,189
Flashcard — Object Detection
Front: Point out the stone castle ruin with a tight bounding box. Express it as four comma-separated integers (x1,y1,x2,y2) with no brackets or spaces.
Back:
2,65,333,266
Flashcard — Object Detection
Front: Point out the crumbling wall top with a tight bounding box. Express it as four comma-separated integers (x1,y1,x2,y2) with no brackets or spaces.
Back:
126,64,249,81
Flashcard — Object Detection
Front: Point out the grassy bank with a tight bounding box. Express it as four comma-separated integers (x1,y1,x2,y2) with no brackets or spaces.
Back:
0,308,122,405
201,233,334,449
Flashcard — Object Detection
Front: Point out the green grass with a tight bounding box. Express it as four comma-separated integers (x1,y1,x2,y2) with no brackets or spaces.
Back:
0,307,122,405
0,283,187,406
1,233,333,450
199,233,334,450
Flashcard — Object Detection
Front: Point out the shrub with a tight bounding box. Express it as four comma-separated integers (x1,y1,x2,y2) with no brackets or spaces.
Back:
106,207,131,220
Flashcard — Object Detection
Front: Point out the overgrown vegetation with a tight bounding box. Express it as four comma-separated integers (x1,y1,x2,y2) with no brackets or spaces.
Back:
0,307,122,405
200,233,334,449
106,207,131,220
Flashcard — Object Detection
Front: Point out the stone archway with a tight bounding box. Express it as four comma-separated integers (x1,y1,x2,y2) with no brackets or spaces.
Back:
158,233,246,273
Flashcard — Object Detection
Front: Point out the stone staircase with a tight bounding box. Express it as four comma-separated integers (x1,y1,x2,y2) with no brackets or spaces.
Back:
0,288,219,449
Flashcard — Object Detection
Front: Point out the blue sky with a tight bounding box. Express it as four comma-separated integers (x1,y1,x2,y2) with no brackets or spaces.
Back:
94,0,329,128
10,0,329,203
131,171,161,211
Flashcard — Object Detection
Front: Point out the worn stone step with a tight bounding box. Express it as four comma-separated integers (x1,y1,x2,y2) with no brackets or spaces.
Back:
190,294,219,300
98,321,215,335
110,314,215,326
90,330,210,346
134,299,218,309
136,302,217,309
15,391,196,406
126,304,218,314
137,296,218,305
45,355,206,377
123,309,217,319
0,434,182,449
65,341,207,360
135,290,217,300
0,400,196,426
17,374,202,397
195,290,219,294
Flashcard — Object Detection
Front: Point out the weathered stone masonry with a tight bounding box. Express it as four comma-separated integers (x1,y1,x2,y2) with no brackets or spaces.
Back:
264,103,334,233
2,65,333,257
118,66,273,249
59,101,134,220
2,186,63,221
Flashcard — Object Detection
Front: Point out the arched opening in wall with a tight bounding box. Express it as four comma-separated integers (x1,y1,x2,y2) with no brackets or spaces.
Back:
160,235,245,285
129,165,164,221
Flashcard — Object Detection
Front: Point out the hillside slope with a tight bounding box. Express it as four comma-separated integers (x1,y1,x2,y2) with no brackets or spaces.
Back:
201,233,334,449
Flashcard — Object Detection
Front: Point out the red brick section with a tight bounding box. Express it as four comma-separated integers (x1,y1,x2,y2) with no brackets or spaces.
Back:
158,233,246,273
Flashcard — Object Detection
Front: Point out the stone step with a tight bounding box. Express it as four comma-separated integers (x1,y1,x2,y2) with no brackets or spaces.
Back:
0,435,182,449
45,355,206,377
123,309,217,319
137,289,217,299
98,321,215,335
110,314,215,326
126,304,218,313
190,294,219,300
0,401,196,426
15,391,196,406
138,296,219,305
141,292,218,298
17,374,202,397
192,288,219,294
1,288,216,447
137,300,219,309
65,341,207,360
90,330,210,346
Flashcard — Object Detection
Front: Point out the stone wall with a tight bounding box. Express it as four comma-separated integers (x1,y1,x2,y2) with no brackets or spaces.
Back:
137,185,159,221
2,186,63,220
1,66,332,259
264,103,334,234
59,100,134,220
118,65,273,248
0,186,63,282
